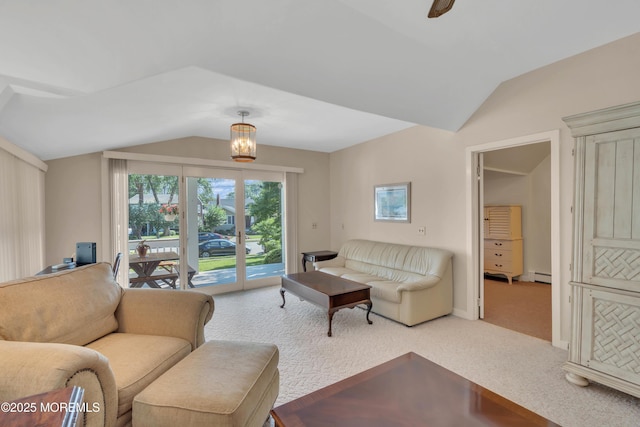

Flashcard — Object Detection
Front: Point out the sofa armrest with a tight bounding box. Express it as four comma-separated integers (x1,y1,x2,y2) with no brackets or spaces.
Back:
396,275,442,292
115,289,214,350
0,340,118,427
313,255,345,270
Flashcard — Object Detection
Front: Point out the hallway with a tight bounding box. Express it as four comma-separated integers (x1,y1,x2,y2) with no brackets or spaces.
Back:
483,278,551,341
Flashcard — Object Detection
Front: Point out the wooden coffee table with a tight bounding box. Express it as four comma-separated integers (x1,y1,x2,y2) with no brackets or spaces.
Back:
280,271,372,337
271,352,560,427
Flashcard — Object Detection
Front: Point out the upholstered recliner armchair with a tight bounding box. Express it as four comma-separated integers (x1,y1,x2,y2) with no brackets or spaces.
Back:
0,263,214,427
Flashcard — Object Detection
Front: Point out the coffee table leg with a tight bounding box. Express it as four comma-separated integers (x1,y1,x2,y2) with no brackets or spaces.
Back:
365,301,373,325
280,288,286,308
327,309,336,337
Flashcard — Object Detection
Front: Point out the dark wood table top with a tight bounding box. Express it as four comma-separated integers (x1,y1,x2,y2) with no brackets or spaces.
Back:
129,251,179,264
271,352,559,427
282,271,370,296
301,250,339,257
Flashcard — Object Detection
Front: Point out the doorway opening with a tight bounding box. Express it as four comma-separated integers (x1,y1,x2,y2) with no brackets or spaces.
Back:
465,130,562,347
482,143,551,341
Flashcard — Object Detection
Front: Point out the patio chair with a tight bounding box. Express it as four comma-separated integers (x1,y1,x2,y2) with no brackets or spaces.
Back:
112,252,123,279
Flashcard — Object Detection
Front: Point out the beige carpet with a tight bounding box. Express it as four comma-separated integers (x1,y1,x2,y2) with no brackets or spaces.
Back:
205,285,639,427
483,278,552,341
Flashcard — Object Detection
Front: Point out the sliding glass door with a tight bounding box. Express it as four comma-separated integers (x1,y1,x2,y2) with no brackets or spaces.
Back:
183,167,285,293
125,162,284,293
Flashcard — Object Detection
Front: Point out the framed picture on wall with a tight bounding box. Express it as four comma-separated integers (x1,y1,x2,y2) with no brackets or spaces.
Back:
374,182,411,223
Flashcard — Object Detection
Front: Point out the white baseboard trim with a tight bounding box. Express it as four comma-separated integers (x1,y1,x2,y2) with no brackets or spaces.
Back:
452,308,474,320
534,272,552,284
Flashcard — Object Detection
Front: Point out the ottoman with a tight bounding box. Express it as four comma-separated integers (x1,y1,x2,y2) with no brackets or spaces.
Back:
132,340,279,427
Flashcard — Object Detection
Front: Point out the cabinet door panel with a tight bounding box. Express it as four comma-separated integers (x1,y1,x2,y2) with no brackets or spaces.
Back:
485,206,521,239
583,131,640,291
580,289,640,384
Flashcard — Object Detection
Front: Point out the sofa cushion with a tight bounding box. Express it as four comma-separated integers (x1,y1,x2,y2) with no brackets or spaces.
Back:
86,332,192,417
317,267,353,277
0,263,122,345
341,273,383,284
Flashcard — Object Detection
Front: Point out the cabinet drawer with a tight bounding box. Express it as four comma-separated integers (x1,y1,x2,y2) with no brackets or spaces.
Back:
484,239,514,250
484,260,513,273
484,248,513,262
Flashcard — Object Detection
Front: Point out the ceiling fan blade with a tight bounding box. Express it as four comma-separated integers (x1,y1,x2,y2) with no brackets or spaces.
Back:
428,0,455,18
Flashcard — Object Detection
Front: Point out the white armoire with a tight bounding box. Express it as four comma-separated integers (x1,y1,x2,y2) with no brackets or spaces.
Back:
563,101,640,398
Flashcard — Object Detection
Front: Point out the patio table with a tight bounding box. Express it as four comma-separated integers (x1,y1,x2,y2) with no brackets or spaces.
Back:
129,251,179,288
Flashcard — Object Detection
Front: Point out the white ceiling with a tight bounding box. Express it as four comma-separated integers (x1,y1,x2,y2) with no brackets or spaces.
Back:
0,1,639,160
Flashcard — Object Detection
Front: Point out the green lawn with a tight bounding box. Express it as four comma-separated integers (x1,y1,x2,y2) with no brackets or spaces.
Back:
199,255,266,271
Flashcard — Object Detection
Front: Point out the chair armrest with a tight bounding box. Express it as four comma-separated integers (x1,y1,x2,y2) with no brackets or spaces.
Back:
115,289,214,350
0,340,118,427
313,256,345,270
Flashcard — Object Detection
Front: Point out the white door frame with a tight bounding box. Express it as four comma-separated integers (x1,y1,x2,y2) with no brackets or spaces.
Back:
465,130,562,348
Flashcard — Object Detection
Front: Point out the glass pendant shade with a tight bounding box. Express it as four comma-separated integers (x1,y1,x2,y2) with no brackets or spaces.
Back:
230,114,257,162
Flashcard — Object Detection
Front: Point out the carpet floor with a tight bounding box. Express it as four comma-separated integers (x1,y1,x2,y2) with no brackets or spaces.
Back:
204,285,639,427
483,278,552,341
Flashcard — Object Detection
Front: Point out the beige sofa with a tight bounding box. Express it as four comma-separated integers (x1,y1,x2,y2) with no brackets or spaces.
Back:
314,239,453,326
0,262,214,427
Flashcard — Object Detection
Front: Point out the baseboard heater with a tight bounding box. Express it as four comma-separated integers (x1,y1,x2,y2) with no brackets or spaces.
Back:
532,272,552,284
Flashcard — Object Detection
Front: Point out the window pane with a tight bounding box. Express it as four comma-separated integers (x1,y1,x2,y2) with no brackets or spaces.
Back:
128,173,180,289
245,179,284,281
188,177,238,288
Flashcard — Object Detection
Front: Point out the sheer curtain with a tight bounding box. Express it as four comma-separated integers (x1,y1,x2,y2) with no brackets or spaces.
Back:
284,172,298,274
109,158,129,286
0,138,47,281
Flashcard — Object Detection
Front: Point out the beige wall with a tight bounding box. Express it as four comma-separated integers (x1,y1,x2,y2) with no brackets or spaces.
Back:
328,33,640,342
45,137,331,266
45,152,103,263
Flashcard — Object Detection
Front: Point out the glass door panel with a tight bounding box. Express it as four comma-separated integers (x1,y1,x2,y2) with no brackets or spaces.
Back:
184,168,244,294
244,176,285,286
127,168,181,289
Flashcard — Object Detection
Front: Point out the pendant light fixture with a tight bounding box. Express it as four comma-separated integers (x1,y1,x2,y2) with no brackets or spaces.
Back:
428,0,455,18
230,110,256,162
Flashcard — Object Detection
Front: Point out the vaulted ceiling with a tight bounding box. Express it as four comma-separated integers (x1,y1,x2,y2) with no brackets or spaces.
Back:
0,1,638,160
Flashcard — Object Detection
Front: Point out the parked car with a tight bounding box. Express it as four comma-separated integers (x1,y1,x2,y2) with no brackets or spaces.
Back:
198,239,250,257
198,232,227,242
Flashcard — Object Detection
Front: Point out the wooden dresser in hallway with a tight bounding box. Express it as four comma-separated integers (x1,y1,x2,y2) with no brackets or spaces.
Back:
483,205,523,285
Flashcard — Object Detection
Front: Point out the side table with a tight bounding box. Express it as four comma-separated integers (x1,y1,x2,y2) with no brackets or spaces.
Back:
301,250,338,272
